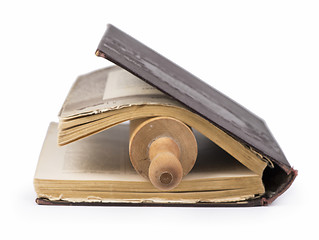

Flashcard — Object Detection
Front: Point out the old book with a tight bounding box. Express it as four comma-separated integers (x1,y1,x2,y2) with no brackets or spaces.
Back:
34,24,297,207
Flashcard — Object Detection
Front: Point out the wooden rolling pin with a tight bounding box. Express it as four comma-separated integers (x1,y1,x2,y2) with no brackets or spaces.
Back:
129,117,198,190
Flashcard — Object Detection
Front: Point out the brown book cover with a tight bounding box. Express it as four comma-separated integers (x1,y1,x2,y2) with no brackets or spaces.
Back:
37,24,297,207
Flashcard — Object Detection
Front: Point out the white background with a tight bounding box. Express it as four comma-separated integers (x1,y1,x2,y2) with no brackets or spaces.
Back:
1,1,318,239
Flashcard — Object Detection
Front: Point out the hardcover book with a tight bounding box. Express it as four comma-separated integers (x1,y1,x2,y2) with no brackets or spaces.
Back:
34,24,297,207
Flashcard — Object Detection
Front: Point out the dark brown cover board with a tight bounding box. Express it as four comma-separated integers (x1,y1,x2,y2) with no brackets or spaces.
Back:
37,24,297,207
36,197,267,207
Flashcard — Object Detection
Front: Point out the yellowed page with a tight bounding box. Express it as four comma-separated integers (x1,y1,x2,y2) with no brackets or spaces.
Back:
35,123,261,183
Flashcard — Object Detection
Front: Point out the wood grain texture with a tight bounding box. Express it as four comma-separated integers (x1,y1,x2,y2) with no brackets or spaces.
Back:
129,117,197,190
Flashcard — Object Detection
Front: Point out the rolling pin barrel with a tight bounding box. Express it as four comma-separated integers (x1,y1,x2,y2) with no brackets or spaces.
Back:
129,117,198,190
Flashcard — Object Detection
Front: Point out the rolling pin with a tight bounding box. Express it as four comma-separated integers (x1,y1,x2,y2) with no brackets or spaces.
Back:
129,117,198,190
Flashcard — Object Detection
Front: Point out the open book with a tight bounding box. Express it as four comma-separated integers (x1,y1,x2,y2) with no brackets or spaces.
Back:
34,24,296,206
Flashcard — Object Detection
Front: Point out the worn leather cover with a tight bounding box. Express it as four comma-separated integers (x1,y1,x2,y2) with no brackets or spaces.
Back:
96,25,289,166
36,24,297,207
